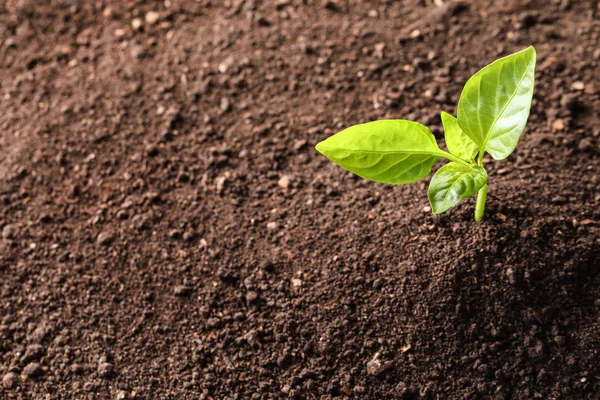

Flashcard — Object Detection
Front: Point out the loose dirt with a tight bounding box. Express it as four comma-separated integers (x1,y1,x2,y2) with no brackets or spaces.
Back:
1,0,599,398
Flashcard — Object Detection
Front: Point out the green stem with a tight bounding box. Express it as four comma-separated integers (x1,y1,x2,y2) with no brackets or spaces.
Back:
475,184,488,222
438,151,471,168
477,150,484,166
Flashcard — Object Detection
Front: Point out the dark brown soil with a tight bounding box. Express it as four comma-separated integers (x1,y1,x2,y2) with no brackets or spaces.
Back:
1,0,599,399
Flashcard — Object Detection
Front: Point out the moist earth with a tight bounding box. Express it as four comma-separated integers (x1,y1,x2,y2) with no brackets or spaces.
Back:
0,0,599,399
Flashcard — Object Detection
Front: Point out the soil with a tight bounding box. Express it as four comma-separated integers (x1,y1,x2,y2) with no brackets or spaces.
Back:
1,0,599,399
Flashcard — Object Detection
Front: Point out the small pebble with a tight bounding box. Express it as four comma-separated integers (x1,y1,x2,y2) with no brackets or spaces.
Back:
246,291,259,304
83,381,98,391
2,372,17,389
173,285,191,297
22,362,43,379
145,11,160,25
372,278,383,289
71,363,85,374
220,97,231,112
97,231,114,246
2,224,18,239
97,362,114,379
367,353,383,375
266,222,278,230
131,18,142,31
277,175,291,189
22,344,44,363
571,81,585,91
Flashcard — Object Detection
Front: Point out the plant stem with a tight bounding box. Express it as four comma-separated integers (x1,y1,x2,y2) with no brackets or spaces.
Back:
439,151,471,168
477,150,484,166
475,184,488,222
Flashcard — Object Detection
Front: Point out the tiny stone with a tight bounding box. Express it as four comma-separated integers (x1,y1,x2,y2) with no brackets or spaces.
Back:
551,118,565,132
22,344,44,363
571,81,585,91
215,176,227,193
506,267,516,284
2,372,17,389
131,18,142,31
83,381,98,392
114,28,126,38
266,222,278,230
30,324,50,343
243,329,260,345
409,29,421,38
367,354,383,375
246,291,259,304
2,224,18,239
168,229,182,239
71,363,85,374
97,231,114,246
145,11,160,25
116,391,127,400
293,139,307,150
578,138,593,152
22,362,43,379
220,97,231,112
173,285,191,297
218,56,234,73
277,175,291,189
97,362,114,379
116,209,129,220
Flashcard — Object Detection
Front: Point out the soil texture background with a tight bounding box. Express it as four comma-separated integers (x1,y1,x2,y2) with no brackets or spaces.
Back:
1,0,599,399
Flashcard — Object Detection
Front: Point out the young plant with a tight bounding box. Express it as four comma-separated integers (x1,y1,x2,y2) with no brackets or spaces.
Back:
315,46,536,222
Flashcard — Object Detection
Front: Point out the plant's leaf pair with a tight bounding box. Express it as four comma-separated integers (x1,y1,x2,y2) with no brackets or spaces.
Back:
315,46,536,216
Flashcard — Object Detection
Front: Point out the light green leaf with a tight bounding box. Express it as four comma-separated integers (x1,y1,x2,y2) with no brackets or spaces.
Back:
441,111,478,162
427,162,487,214
457,46,536,160
315,120,443,184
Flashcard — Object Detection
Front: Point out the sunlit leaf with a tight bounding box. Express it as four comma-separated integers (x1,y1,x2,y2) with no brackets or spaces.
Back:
315,120,444,184
457,46,536,160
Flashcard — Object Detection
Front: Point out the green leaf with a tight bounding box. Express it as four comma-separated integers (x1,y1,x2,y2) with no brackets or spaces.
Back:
427,162,487,214
457,46,536,160
441,111,478,162
315,120,443,184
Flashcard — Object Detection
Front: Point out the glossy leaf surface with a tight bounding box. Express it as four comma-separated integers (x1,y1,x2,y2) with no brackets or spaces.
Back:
441,111,478,162
315,120,442,184
428,162,487,214
457,46,536,160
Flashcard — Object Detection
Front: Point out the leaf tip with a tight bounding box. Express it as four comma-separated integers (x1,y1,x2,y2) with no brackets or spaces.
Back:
523,45,537,61
314,140,325,155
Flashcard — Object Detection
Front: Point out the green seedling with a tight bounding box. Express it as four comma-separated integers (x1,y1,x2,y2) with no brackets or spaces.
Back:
316,46,536,222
